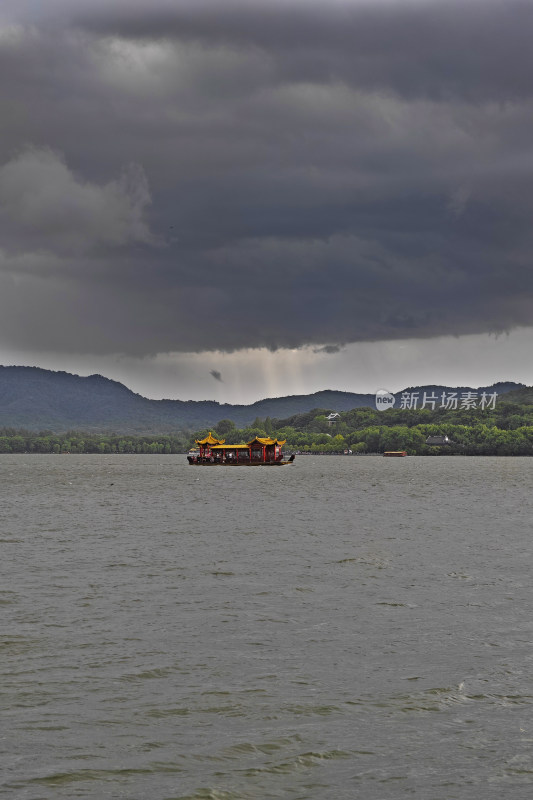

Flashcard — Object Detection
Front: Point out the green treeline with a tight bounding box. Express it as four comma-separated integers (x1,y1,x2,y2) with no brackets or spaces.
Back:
2,400,533,455
202,403,533,456
0,429,188,454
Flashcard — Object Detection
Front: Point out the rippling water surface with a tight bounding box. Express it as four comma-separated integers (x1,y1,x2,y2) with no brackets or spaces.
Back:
1,455,532,799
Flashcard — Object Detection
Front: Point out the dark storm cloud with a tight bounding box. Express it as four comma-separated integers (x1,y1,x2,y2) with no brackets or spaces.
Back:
0,149,156,254
1,0,533,356
75,0,533,102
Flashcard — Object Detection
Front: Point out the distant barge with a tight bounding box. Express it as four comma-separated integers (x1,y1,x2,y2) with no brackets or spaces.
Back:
383,451,407,457
187,433,295,466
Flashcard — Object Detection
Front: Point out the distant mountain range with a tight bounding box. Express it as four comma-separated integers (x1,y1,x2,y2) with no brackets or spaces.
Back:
0,366,526,433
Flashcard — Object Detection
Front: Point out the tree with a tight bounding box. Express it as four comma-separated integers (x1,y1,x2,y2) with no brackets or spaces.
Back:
10,436,25,453
216,419,236,436
332,434,345,451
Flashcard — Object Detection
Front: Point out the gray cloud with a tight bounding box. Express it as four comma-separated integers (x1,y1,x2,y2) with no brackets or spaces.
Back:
1,1,533,357
0,148,157,255
72,0,533,102
210,369,223,382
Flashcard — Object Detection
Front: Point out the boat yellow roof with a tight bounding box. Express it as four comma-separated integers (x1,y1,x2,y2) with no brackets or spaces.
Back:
210,438,286,449
195,434,286,448
247,436,286,446
211,443,250,450
195,432,225,445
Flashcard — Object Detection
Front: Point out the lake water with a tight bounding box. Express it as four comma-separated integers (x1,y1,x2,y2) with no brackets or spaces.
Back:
1,455,532,799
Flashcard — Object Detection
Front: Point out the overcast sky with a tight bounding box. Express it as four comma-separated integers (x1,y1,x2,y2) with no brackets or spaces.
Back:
1,0,533,402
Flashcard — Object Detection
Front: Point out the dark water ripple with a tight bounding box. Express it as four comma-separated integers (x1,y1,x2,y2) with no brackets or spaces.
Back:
1,455,532,799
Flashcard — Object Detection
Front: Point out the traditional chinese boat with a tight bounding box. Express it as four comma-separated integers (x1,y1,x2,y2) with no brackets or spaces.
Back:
187,433,295,466
383,450,407,457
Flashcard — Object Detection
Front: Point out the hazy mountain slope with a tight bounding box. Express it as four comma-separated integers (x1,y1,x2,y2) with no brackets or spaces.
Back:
0,366,525,433
498,385,533,404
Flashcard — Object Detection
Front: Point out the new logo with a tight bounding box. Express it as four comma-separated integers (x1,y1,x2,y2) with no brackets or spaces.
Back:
375,389,396,411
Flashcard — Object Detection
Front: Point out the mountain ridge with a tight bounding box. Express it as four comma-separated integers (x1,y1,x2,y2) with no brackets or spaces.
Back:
0,365,525,433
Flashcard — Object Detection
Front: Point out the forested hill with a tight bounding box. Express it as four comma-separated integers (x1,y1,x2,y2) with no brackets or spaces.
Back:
0,366,525,433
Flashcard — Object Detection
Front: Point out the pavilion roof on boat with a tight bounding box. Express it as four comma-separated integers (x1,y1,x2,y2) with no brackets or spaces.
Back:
195,432,225,446
246,436,286,447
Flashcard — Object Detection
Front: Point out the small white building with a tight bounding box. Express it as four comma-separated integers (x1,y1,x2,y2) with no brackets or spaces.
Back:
425,434,451,446
327,412,341,427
